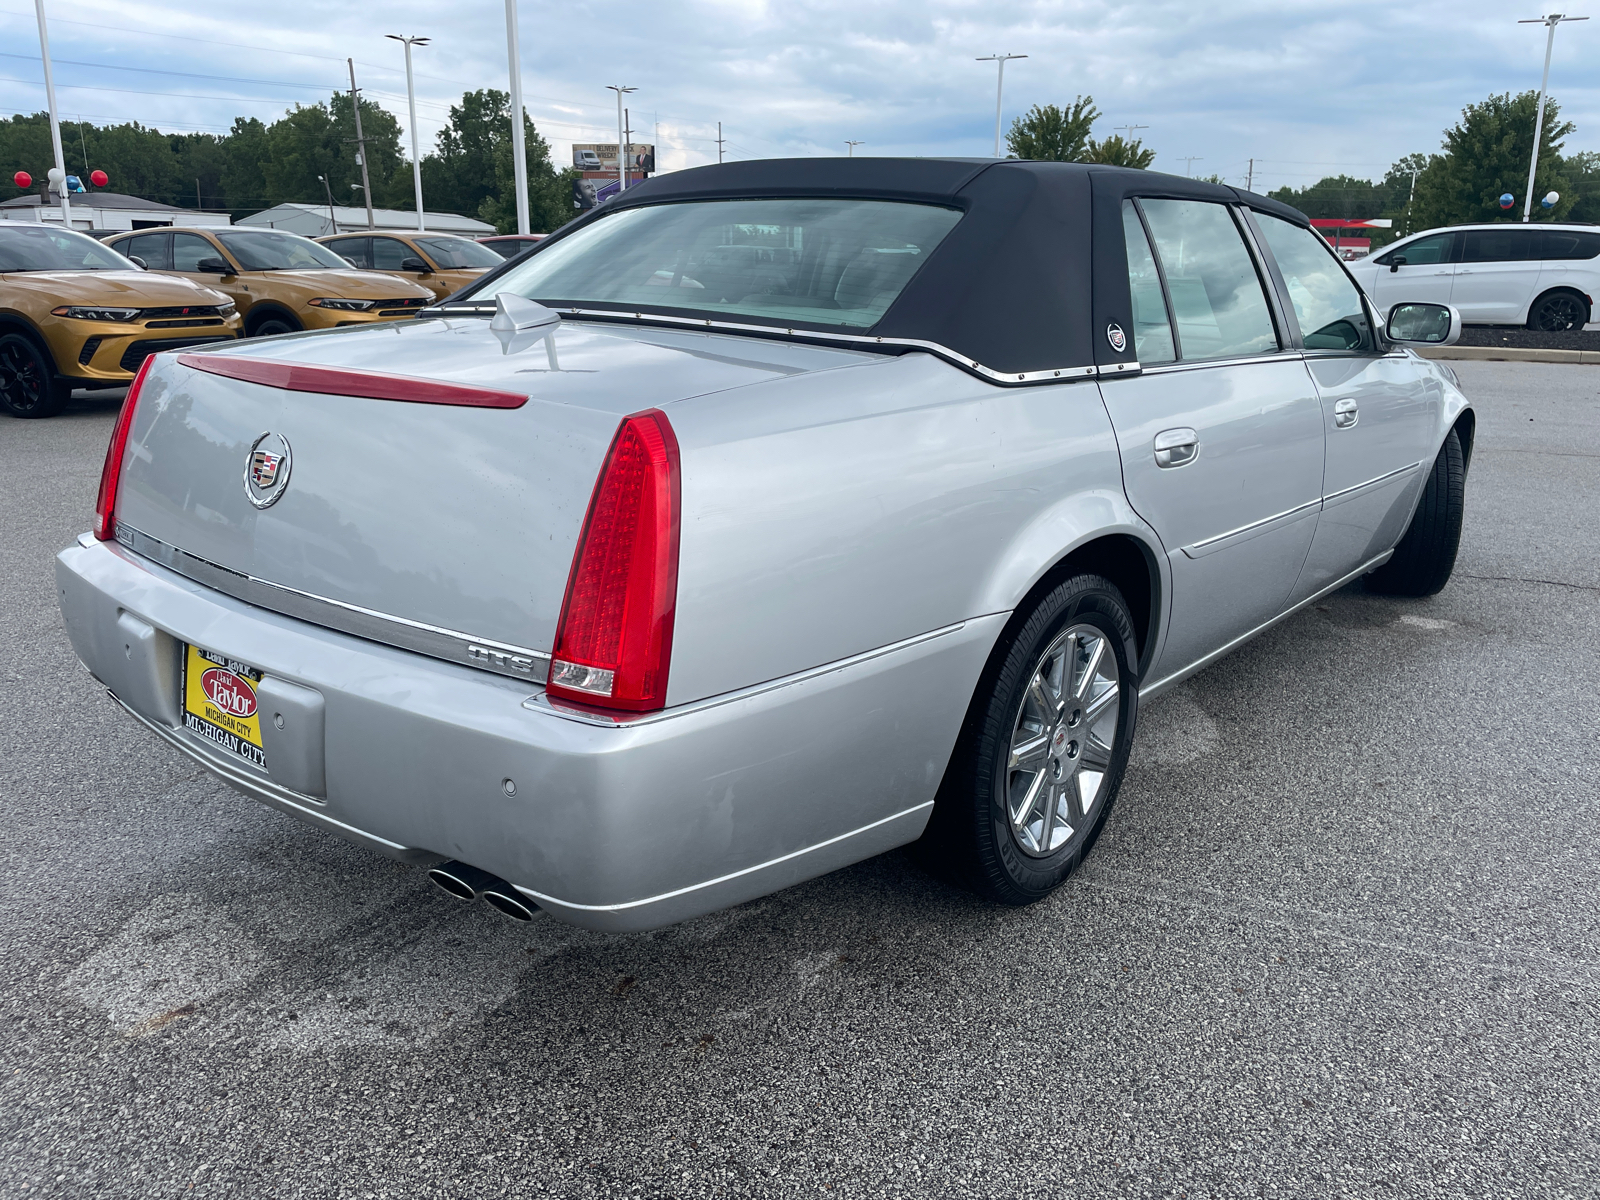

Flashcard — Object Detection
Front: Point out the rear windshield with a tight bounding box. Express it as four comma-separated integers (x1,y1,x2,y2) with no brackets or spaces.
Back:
214,230,350,271
416,236,502,269
487,198,963,330
0,225,135,272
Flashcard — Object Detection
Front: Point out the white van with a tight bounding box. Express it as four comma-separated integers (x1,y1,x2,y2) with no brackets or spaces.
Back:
1347,223,1599,330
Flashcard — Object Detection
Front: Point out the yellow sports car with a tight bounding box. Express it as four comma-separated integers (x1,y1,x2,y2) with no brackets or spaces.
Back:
104,227,435,338
317,230,502,301
0,223,242,418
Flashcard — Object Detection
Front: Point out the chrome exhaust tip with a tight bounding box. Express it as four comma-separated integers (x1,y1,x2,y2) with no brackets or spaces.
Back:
480,886,540,922
427,860,497,901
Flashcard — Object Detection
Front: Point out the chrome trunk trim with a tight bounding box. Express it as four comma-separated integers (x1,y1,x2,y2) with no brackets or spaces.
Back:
114,524,551,685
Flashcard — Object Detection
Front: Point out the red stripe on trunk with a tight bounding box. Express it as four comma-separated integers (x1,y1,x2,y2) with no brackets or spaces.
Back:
176,354,527,409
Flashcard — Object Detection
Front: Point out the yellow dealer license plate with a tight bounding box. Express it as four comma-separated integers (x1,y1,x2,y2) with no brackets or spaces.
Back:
182,644,267,770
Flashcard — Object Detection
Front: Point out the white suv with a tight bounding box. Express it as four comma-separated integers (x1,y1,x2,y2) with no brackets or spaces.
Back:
1347,223,1598,331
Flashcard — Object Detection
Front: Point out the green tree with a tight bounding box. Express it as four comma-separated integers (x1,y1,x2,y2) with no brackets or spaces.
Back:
1085,134,1155,169
1563,150,1600,223
1411,91,1576,226
422,89,575,233
1005,97,1099,162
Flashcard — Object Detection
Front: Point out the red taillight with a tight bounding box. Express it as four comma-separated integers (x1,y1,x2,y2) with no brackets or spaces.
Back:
93,355,155,540
546,409,681,713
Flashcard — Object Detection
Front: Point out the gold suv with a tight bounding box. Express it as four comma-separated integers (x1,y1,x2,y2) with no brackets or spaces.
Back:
105,227,434,338
317,230,503,301
0,223,242,418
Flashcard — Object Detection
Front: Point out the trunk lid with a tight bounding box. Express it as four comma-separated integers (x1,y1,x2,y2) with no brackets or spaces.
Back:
113,316,873,669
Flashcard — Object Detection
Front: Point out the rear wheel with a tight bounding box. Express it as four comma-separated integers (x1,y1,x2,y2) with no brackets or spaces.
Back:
1526,289,1589,332
0,333,70,418
923,574,1139,905
1365,428,1465,597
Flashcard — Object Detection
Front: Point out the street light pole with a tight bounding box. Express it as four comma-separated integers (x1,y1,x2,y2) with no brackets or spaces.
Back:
317,175,338,235
505,0,530,234
386,34,431,232
1517,13,1588,222
975,54,1026,157
32,0,70,228
607,85,637,193
1179,156,1203,177
845,140,864,156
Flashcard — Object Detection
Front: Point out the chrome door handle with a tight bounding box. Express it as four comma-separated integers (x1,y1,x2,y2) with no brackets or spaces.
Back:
1333,399,1359,429
1153,427,1199,468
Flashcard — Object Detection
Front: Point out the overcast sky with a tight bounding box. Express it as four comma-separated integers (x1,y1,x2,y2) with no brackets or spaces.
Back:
2,0,1596,196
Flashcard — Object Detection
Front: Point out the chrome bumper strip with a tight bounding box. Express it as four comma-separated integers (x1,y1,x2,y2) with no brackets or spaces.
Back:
114,524,551,685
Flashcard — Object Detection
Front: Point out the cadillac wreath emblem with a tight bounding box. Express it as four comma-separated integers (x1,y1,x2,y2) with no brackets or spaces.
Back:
243,431,292,509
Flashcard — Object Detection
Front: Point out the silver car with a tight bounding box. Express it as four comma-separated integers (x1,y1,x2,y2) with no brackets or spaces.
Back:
56,160,1471,931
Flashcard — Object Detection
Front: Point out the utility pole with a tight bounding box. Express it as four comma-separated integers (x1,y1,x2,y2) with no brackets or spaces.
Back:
505,0,530,234
1115,123,1149,141
976,54,1027,158
32,0,70,228
196,178,202,209
347,59,376,230
1517,12,1588,222
1179,156,1203,177
607,85,636,192
845,140,864,156
1245,158,1255,192
716,121,725,163
623,108,633,190
386,34,430,231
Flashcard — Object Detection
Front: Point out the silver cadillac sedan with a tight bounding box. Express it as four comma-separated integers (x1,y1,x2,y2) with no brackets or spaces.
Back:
56,159,1471,931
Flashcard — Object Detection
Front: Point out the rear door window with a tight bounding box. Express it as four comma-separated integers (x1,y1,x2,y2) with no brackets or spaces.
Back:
1120,201,1175,364
1137,199,1279,361
325,237,372,268
1461,228,1541,263
1255,214,1371,351
1540,230,1600,260
124,232,173,271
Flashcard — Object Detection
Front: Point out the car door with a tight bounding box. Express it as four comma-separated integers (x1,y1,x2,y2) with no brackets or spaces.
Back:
1366,231,1458,313
1098,195,1325,684
1250,211,1444,603
1451,227,1542,323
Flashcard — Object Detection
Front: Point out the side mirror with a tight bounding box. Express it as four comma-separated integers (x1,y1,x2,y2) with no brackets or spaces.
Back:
401,256,431,274
196,256,233,276
127,255,147,270
1388,255,1407,274
1386,302,1460,347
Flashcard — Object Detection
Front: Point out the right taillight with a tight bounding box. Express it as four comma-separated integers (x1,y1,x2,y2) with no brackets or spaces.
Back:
93,355,154,540
546,409,681,713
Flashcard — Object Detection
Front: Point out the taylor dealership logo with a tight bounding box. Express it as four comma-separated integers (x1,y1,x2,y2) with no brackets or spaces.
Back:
200,667,257,718
244,431,292,508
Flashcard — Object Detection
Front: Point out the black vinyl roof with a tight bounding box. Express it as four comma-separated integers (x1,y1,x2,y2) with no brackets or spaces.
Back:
483,158,1313,377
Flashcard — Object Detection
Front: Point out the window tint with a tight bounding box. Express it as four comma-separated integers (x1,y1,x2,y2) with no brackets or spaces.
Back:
1541,230,1600,260
1256,214,1369,352
171,232,217,271
490,198,963,331
121,232,172,270
1461,228,1540,263
213,230,349,270
1120,201,1175,364
325,237,371,268
1379,232,1454,266
415,236,502,268
1137,199,1278,361
371,237,413,270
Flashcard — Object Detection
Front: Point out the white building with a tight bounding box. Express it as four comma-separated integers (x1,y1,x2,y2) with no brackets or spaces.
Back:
0,192,232,234
238,203,495,238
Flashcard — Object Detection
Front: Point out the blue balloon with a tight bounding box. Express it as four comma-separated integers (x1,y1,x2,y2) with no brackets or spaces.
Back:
1499,193,1515,209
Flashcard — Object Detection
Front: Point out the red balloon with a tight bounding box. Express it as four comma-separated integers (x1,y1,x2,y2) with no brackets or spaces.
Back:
13,171,30,189
89,169,108,188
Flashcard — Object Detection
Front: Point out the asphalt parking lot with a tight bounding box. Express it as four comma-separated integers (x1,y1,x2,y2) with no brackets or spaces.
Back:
3,360,1598,1199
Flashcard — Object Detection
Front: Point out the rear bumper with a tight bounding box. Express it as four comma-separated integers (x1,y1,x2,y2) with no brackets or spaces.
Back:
56,536,999,931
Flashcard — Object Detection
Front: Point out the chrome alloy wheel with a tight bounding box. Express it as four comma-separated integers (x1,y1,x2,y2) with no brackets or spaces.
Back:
1004,623,1121,857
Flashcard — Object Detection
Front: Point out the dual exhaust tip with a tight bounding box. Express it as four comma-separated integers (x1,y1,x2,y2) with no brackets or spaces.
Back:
427,861,540,922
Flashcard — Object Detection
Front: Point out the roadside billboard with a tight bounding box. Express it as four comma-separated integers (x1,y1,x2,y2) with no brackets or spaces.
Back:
573,144,656,175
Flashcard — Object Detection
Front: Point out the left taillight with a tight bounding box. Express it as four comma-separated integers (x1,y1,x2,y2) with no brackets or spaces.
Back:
93,355,154,540
546,409,681,713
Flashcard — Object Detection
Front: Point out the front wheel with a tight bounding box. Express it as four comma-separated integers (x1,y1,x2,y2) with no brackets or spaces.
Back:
249,315,299,338
0,333,70,418
1365,428,1465,597
923,574,1139,905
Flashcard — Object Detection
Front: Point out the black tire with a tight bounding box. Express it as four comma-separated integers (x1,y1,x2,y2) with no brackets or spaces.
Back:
0,332,71,418
921,574,1139,905
1526,289,1589,333
248,313,299,338
1365,428,1465,597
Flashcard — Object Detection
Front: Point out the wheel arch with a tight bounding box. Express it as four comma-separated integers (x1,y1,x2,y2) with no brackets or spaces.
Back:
1452,407,1476,473
244,303,303,337
1526,285,1591,328
0,312,59,373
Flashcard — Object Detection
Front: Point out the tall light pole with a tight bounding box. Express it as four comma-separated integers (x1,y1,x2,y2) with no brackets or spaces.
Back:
975,53,1026,157
845,140,864,156
505,0,530,234
316,174,338,235
33,0,70,228
386,34,430,231
1517,13,1588,222
1179,156,1203,177
607,85,636,192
